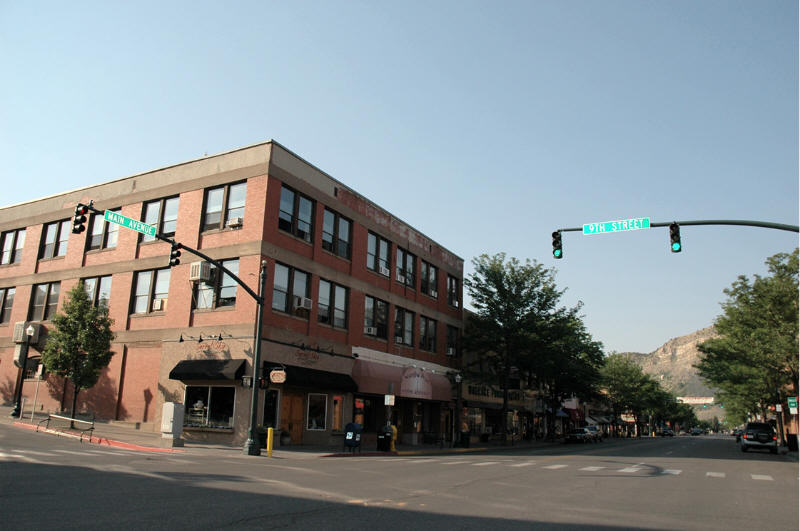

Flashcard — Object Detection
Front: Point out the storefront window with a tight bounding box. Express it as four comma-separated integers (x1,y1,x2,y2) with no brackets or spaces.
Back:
307,393,327,430
184,386,235,429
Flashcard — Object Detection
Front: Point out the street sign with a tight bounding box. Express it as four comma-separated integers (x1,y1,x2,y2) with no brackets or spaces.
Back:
384,394,395,406
583,217,650,235
788,396,798,414
104,210,157,237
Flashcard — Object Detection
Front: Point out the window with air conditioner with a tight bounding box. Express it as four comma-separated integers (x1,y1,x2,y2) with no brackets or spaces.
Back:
193,259,239,310
364,295,388,339
367,232,391,275
394,306,414,347
272,263,310,319
131,269,170,315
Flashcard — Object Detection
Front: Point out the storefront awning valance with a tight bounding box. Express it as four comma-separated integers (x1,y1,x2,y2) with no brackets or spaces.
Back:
169,359,246,381
352,359,452,402
264,363,357,392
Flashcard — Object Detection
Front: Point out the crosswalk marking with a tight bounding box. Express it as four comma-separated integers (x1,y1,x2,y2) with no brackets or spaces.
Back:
751,474,773,481
542,464,568,470
618,467,641,473
440,460,469,465
661,470,682,475
706,472,725,478
579,466,605,471
509,462,536,467
473,461,500,466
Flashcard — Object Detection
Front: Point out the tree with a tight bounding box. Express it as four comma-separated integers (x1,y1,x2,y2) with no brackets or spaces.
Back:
41,282,115,424
696,249,798,421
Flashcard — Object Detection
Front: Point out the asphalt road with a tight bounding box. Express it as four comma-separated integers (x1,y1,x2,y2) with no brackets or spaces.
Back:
1,426,797,530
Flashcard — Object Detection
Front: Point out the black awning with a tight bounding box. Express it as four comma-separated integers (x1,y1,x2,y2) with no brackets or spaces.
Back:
169,359,246,381
264,363,357,392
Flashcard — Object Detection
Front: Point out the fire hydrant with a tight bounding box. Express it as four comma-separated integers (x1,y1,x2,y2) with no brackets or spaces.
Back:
390,424,398,451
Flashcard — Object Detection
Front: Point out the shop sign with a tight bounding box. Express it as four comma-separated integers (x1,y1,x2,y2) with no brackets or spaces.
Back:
384,394,395,406
269,369,287,384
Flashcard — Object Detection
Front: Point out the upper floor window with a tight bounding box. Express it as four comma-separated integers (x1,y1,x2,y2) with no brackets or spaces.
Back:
396,248,416,288
446,325,460,356
272,263,311,318
39,220,70,259
203,181,247,231
87,210,119,251
367,232,390,276
194,259,239,310
420,261,438,297
278,185,313,242
447,275,460,307
419,315,437,353
83,276,112,308
142,197,179,242
29,282,60,321
394,307,414,347
318,279,347,329
1,229,25,265
322,208,351,259
364,295,389,339
0,287,15,323
131,268,171,314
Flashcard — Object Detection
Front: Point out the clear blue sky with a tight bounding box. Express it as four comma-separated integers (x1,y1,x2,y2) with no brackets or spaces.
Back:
1,1,797,354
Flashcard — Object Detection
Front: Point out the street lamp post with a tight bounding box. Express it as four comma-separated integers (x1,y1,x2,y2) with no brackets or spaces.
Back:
10,325,35,419
244,261,268,456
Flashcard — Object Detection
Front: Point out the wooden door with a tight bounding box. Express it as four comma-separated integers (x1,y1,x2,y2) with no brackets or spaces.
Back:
280,392,304,444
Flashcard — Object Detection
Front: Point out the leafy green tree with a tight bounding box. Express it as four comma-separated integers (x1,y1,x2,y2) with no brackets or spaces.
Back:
696,249,798,421
41,282,115,423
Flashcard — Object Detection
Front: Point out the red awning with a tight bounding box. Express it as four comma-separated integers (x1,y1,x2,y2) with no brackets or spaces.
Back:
352,359,452,401
566,408,585,422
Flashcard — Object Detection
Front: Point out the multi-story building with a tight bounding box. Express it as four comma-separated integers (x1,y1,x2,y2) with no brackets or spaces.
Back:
0,141,463,447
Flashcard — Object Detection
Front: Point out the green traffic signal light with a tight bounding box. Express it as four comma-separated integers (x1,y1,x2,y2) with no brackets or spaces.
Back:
552,231,563,259
669,223,682,253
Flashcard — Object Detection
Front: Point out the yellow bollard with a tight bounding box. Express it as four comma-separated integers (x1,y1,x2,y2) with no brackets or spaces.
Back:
267,427,274,457
390,425,397,451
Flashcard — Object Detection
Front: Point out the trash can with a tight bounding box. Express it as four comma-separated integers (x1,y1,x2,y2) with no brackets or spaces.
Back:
460,431,470,448
344,422,362,453
787,433,798,452
377,426,392,452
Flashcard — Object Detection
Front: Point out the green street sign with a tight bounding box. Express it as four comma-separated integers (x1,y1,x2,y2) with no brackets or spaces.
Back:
788,396,797,408
583,217,650,235
104,210,157,237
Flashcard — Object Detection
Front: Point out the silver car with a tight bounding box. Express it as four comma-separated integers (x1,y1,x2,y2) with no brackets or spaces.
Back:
740,422,778,454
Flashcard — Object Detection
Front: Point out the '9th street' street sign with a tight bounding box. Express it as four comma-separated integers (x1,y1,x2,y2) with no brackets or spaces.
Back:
583,217,650,235
104,210,157,237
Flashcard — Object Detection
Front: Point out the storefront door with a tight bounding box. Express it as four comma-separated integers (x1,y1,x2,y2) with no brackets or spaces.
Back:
280,392,304,444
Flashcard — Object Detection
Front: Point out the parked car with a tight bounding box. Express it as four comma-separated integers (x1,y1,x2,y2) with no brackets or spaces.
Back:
740,422,778,454
566,428,595,443
660,428,675,437
584,425,603,441
690,427,703,436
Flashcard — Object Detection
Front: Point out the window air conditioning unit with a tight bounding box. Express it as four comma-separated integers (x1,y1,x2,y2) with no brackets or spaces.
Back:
430,290,438,298
364,326,377,336
189,261,212,282
225,217,243,228
293,296,313,310
151,299,165,311
13,322,41,344
446,347,456,356
395,336,404,344
379,265,390,277
396,272,405,284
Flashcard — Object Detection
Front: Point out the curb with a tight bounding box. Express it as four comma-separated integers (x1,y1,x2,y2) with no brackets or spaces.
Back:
12,421,184,453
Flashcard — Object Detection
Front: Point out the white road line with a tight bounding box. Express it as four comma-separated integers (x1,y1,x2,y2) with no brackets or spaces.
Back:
0,452,38,463
662,470,682,475
542,464,568,470
52,450,88,456
473,461,500,466
10,449,53,456
509,462,536,467
579,466,606,471
404,459,438,464
440,461,470,465
751,474,773,481
706,472,726,478
618,467,641,473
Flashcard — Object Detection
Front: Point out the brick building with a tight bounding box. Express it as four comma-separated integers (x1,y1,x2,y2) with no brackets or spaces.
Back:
0,141,463,447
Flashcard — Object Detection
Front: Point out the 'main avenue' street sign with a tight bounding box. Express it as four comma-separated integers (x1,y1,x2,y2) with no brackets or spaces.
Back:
104,210,157,237
583,217,650,235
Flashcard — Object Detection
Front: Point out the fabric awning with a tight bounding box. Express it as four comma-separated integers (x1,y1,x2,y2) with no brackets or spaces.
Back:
169,359,246,381
264,363,357,392
462,400,504,410
352,359,452,401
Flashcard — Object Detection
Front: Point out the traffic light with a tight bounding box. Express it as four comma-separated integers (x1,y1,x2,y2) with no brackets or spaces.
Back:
552,231,563,259
72,204,88,234
669,223,682,253
169,244,181,267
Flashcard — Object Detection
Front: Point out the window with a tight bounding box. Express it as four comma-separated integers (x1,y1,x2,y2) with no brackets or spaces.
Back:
83,276,112,308
322,208,351,259
447,275,460,307
366,232,390,275
318,279,348,329
184,386,235,429
395,248,416,288
1,229,25,265
131,268,171,314
394,306,414,347
0,287,15,323
278,185,313,242
194,259,239,310
364,295,389,339
29,282,60,321
24,357,42,380
420,261,438,297
87,210,119,250
272,263,310,318
419,315,437,352
39,220,70,259
307,393,327,430
446,325,460,356
203,181,247,231
141,197,179,242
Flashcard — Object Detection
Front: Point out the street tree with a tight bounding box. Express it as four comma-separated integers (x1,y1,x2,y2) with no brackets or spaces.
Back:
696,249,798,421
41,282,115,423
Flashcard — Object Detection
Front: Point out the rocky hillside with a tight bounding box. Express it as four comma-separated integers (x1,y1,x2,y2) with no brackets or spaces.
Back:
623,326,718,397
